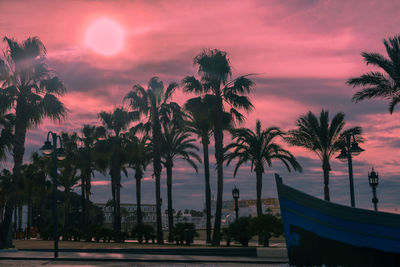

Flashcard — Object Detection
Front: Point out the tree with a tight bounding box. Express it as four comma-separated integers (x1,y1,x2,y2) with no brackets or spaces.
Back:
184,95,231,243
161,126,200,242
124,76,180,244
77,125,103,227
228,216,254,247
96,107,139,239
225,120,302,217
286,110,362,201
182,49,254,245
0,37,66,248
125,128,152,228
58,132,80,232
347,35,400,114
250,214,283,247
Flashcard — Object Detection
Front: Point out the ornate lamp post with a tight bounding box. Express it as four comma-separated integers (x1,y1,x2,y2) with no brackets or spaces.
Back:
336,131,364,208
41,131,66,259
232,186,240,220
368,168,379,211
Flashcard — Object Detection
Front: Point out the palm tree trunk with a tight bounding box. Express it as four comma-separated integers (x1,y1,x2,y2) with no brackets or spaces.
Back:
39,173,46,232
166,164,173,242
17,204,22,234
152,107,164,244
201,138,212,244
135,171,142,226
80,174,86,226
212,95,224,246
0,114,26,248
85,172,91,225
110,173,116,233
64,190,70,230
27,184,32,239
256,170,263,217
322,159,330,201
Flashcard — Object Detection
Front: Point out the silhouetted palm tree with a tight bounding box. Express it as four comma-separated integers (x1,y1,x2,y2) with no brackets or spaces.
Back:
77,125,103,226
184,95,231,243
0,37,66,248
125,128,152,228
225,120,302,217
286,110,362,201
125,77,180,244
348,35,400,114
182,49,254,245
97,107,139,239
161,126,201,242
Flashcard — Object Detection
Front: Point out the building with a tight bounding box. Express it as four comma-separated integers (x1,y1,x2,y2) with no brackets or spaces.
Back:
95,203,157,232
211,198,280,225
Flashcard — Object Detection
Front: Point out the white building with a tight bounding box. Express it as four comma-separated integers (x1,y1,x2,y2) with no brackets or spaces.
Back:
95,203,157,231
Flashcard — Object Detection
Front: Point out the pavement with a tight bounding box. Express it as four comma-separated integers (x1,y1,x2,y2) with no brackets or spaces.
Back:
0,247,289,266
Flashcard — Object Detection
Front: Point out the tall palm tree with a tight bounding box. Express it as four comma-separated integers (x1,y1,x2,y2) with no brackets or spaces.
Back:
125,128,152,228
286,110,362,201
58,132,80,231
77,125,103,227
124,76,180,244
96,107,139,239
225,120,302,217
0,37,66,248
184,95,231,243
182,49,254,245
347,35,400,114
161,126,201,242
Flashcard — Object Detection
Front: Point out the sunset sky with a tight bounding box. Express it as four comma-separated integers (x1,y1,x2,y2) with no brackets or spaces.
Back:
2,0,400,212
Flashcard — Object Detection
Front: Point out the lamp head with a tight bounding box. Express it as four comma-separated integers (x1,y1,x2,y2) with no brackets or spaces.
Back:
232,186,240,199
40,141,53,155
368,168,379,187
350,142,365,156
56,147,66,161
336,148,348,162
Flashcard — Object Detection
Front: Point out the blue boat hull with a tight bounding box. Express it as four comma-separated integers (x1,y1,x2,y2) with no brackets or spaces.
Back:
275,174,400,266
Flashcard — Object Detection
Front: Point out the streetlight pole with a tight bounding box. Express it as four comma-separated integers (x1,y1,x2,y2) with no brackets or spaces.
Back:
368,168,379,211
232,186,239,220
336,131,364,208
41,131,66,259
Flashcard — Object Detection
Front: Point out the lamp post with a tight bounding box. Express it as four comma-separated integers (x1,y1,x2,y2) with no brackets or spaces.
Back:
368,168,379,211
336,131,364,208
41,131,66,259
232,186,240,220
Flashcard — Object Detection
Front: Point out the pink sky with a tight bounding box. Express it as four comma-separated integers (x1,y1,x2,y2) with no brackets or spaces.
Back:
1,0,400,212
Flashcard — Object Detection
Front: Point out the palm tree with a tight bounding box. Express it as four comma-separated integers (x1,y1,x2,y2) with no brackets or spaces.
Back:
125,128,152,228
0,37,66,248
286,110,362,201
182,49,254,245
77,125,103,227
161,126,201,242
124,76,180,244
58,132,80,231
184,95,231,243
96,107,139,239
0,169,12,223
347,35,400,113
225,120,302,217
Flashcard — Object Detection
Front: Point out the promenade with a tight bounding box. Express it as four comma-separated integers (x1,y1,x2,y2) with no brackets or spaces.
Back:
0,240,288,266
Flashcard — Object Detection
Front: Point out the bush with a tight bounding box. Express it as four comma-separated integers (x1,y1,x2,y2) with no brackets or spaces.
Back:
171,223,198,245
228,217,255,247
132,224,154,244
94,227,113,243
221,227,231,246
250,214,283,247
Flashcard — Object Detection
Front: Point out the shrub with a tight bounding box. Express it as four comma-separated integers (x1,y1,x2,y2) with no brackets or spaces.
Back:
250,214,283,247
171,223,198,245
228,217,255,247
132,224,154,244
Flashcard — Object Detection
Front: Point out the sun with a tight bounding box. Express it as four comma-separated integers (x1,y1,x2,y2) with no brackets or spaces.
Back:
85,18,124,56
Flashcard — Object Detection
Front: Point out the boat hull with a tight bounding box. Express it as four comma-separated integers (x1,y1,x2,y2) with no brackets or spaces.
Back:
275,174,400,266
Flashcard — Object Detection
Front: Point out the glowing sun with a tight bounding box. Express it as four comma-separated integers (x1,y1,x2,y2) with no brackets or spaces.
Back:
85,18,124,56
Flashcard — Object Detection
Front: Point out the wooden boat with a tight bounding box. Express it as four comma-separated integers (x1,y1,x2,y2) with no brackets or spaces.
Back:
275,173,400,266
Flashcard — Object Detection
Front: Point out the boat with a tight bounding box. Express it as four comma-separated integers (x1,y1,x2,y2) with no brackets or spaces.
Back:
275,173,400,266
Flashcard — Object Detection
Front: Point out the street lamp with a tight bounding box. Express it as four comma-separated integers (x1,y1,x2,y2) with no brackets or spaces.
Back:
368,168,379,211
41,131,66,258
232,186,240,220
336,131,364,207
